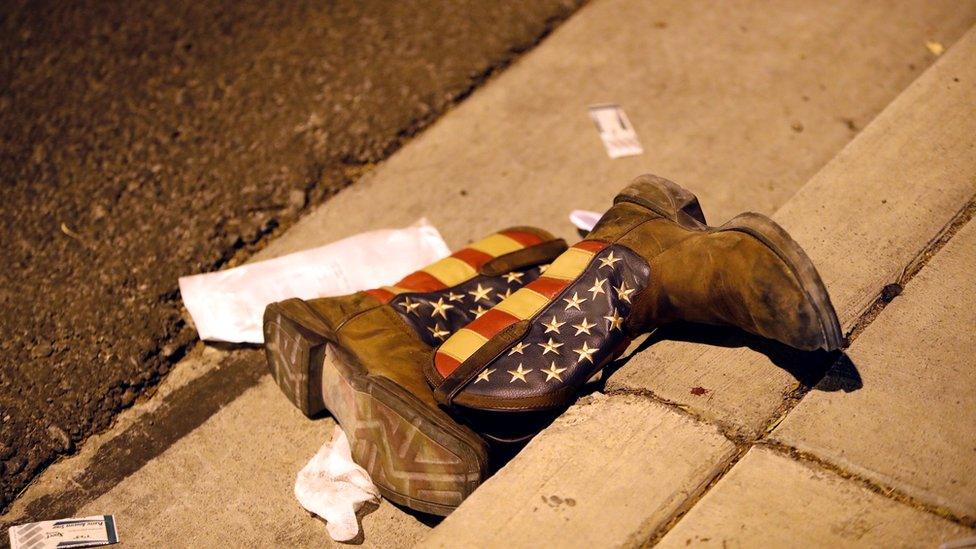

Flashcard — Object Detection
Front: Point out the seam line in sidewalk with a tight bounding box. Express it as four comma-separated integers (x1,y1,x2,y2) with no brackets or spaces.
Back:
757,190,976,448
845,190,976,342
621,191,976,544
757,440,976,528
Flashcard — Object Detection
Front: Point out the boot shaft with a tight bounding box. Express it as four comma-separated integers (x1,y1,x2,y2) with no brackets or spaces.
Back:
364,227,566,343
429,238,649,408
297,227,567,386
429,175,708,408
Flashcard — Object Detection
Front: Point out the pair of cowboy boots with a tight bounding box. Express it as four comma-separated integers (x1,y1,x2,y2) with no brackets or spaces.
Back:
263,174,843,516
263,227,567,515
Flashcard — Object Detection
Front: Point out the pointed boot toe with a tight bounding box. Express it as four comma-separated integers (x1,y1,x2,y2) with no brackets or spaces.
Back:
626,211,844,352
719,212,844,351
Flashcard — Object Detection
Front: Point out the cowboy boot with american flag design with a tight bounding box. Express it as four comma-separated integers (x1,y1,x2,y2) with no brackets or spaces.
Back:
427,174,843,414
262,227,566,515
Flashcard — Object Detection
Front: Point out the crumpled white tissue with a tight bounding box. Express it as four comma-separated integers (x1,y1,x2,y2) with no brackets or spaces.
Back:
178,218,450,343
295,425,380,542
569,209,602,232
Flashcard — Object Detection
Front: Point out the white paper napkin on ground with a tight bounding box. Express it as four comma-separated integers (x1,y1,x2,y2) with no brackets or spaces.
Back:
569,209,602,232
178,218,450,343
295,425,380,542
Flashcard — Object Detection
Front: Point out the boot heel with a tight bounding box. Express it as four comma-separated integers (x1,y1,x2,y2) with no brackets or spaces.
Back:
614,173,707,228
263,299,330,417
265,300,487,514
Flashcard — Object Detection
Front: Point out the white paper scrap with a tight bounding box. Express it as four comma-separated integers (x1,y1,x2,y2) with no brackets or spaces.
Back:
569,209,603,233
940,536,976,549
588,104,644,158
8,515,119,549
179,218,450,343
295,425,380,542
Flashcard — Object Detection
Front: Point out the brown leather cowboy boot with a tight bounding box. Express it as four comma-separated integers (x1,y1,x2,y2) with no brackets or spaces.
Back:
262,227,566,515
426,174,843,413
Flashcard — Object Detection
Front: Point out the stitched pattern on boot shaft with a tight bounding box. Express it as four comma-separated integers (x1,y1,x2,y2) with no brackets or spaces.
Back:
439,244,649,405
389,267,543,347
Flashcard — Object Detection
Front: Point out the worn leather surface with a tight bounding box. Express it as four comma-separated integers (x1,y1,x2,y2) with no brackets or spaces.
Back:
335,303,440,407
629,229,825,350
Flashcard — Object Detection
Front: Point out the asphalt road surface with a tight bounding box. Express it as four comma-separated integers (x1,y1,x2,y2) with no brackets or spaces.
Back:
0,0,582,510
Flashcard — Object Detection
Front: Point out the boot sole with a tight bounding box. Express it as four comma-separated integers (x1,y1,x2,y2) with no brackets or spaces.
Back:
720,213,845,351
263,299,488,516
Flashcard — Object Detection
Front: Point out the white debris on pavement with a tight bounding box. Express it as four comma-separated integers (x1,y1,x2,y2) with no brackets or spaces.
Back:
940,535,976,549
588,104,644,158
294,425,380,542
8,515,119,549
569,209,602,232
178,218,450,343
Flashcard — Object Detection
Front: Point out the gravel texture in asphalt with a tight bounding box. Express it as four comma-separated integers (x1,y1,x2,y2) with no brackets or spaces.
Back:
0,0,582,510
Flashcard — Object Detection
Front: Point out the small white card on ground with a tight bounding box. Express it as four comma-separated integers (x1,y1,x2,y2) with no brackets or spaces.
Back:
8,515,118,549
588,104,644,158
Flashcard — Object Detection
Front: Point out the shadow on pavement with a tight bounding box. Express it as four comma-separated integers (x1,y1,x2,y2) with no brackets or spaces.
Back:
601,322,862,393
4,349,267,527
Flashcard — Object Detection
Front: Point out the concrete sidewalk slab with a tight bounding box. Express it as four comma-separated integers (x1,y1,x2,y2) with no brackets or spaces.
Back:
772,216,976,520
261,0,975,261
608,24,976,436
75,376,430,547
420,394,736,548
656,447,973,548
